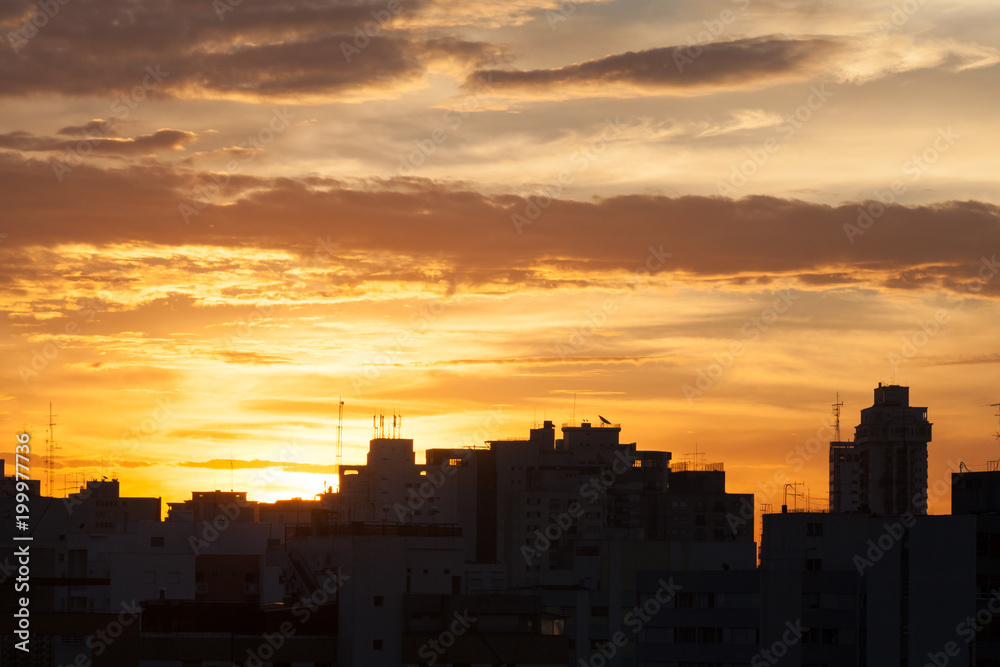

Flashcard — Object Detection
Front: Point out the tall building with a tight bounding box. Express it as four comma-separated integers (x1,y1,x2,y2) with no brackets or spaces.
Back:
759,510,976,665
829,442,861,512
830,383,931,515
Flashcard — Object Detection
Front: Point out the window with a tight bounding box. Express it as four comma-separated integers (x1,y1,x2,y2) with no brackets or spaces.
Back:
374,596,384,607
373,639,383,650
150,536,165,547
806,558,823,571
807,523,823,537
699,627,722,643
675,627,696,642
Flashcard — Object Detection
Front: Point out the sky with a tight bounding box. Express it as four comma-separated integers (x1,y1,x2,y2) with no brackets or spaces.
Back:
1,0,999,513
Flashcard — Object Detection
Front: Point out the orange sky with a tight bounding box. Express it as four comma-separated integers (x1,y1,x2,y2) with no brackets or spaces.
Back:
1,0,999,513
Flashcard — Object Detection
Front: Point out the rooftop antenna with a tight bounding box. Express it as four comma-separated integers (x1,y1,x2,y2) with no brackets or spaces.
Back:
992,402,1000,444
337,398,344,478
833,392,844,442
45,402,59,497
682,443,706,466
782,481,803,512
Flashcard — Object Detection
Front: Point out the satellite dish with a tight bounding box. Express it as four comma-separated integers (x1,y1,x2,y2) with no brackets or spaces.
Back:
599,415,612,425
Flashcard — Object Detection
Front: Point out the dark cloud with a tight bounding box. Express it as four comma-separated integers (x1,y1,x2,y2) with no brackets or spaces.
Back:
1,153,999,298
0,0,501,99
57,119,119,137
468,36,842,95
927,353,1000,366
0,129,197,155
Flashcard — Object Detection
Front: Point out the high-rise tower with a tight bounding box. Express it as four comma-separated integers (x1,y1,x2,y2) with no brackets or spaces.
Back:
830,384,931,515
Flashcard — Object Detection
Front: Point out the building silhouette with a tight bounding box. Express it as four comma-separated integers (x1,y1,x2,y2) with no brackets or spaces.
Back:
3,385,994,666
830,383,931,514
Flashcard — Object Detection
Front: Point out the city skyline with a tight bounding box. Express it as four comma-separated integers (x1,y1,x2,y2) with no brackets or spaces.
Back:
6,387,1000,664
4,381,995,519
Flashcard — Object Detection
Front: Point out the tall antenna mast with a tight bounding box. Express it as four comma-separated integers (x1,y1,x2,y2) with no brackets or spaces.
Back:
991,402,1000,443
337,398,344,475
46,402,59,497
833,392,844,442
